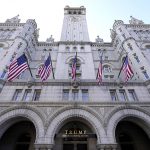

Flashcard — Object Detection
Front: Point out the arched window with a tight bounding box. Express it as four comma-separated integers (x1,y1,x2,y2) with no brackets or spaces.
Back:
73,46,77,52
103,65,112,73
69,58,81,79
66,46,70,51
80,46,84,51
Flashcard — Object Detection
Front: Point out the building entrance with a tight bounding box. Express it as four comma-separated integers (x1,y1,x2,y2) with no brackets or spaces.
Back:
116,120,150,150
63,136,87,150
0,120,36,150
54,120,97,150
63,143,87,150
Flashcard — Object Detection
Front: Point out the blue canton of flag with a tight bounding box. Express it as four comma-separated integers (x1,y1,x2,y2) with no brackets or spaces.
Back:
71,54,77,81
38,55,52,81
122,56,134,82
7,54,28,81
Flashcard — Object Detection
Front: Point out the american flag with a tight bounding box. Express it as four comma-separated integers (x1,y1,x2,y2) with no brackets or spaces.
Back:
97,55,103,84
122,56,134,82
38,55,52,81
72,53,77,81
7,54,28,81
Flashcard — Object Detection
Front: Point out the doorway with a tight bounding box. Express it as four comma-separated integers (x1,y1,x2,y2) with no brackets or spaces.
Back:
54,120,97,150
63,143,87,150
116,120,150,150
0,121,36,150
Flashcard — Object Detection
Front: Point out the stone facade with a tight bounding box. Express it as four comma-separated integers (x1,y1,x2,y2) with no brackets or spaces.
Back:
0,5,150,150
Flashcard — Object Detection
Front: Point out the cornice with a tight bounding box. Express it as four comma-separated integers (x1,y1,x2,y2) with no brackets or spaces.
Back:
125,24,150,28
91,42,112,47
0,101,150,107
3,79,145,86
58,41,91,45
0,23,25,27
37,42,59,47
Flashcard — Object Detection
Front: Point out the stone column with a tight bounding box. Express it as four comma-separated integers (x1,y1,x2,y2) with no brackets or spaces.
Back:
97,144,119,150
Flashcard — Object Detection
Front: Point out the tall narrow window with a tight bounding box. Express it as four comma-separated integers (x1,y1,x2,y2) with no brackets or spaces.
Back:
110,90,117,101
72,90,79,101
23,89,32,101
128,90,137,101
12,89,22,101
143,71,149,79
119,90,127,101
69,58,81,79
0,70,6,79
82,89,89,101
62,89,69,101
33,89,41,101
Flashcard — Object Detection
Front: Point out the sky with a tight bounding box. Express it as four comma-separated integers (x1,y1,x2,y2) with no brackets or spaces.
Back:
0,0,150,42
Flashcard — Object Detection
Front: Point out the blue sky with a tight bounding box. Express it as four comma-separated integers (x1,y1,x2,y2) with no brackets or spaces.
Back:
0,0,150,42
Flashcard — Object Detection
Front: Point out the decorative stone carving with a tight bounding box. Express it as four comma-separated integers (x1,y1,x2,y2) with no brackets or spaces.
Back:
5,15,20,23
129,16,144,25
35,28,40,39
95,36,104,43
46,35,54,43
72,79,80,88
110,29,116,39
113,20,124,30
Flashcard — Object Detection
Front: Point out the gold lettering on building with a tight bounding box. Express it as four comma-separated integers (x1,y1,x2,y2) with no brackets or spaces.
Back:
64,129,87,135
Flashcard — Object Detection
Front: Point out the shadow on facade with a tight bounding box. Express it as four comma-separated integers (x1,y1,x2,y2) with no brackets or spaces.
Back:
116,118,150,150
0,117,36,150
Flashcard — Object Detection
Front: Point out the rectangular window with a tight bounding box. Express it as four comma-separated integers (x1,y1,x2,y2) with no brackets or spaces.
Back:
119,90,127,101
72,90,79,101
143,71,149,79
82,89,89,102
33,89,41,101
128,90,137,101
23,89,32,101
110,90,117,101
0,70,6,79
12,89,22,101
62,89,69,100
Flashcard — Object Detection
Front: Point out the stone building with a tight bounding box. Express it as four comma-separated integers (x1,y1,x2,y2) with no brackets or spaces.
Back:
0,6,150,150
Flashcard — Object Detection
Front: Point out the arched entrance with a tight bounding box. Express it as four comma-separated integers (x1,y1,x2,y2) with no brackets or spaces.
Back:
0,120,36,150
116,120,150,150
54,119,97,150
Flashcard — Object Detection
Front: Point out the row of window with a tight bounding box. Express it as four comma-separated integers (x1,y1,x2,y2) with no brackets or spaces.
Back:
62,89,89,101
13,89,41,101
66,46,84,51
110,89,137,101
12,88,137,102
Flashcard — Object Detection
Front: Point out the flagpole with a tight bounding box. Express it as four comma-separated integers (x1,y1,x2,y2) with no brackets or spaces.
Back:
96,50,104,80
117,55,128,78
75,52,77,81
24,53,33,78
49,53,55,79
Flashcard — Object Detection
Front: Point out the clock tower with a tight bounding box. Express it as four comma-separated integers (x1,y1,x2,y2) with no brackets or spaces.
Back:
60,6,90,41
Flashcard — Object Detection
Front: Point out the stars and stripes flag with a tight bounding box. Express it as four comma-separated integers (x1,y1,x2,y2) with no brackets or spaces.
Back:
118,55,134,82
97,55,103,84
72,53,77,81
7,54,29,81
38,55,52,81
